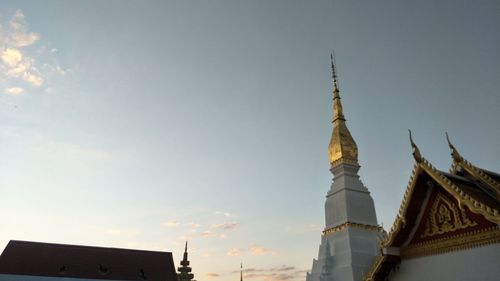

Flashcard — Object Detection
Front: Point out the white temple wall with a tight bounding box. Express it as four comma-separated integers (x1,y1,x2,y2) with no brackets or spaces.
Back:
387,244,500,281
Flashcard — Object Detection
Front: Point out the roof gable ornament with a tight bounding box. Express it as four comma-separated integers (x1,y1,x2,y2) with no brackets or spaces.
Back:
408,130,422,163
445,132,500,200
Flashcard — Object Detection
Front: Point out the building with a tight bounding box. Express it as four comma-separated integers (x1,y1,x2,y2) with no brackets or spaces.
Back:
364,132,500,281
0,240,177,281
306,57,385,281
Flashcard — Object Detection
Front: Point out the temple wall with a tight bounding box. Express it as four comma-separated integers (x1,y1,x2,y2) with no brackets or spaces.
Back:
387,244,500,281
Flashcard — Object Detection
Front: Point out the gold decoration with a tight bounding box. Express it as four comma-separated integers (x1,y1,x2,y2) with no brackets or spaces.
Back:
383,156,500,249
363,256,386,281
446,133,500,199
323,221,383,236
421,193,477,238
403,226,500,258
328,87,358,166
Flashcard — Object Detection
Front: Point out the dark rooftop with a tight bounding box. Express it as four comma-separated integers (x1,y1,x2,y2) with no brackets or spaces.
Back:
0,240,177,281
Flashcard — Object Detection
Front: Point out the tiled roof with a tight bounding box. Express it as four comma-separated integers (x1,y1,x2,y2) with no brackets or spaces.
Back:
0,240,177,281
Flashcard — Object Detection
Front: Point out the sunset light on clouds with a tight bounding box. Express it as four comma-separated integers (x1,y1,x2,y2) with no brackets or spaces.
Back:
1,1,499,281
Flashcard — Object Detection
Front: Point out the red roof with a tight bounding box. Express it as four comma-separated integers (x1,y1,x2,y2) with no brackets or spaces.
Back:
0,240,177,281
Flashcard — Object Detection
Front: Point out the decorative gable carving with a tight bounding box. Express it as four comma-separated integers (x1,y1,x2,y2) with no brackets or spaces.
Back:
421,192,477,238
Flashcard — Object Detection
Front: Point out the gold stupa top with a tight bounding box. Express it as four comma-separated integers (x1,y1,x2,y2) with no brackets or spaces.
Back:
328,55,358,166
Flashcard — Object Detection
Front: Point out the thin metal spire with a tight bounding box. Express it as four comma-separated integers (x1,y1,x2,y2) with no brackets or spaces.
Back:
330,53,339,92
240,263,243,281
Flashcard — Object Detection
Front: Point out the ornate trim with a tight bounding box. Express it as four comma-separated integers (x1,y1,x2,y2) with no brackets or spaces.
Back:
402,226,500,258
382,164,421,246
383,158,500,249
455,157,500,200
418,159,500,224
421,192,477,238
363,255,386,281
323,222,383,236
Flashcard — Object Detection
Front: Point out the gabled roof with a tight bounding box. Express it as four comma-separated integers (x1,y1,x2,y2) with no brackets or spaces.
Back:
365,133,500,281
0,240,177,281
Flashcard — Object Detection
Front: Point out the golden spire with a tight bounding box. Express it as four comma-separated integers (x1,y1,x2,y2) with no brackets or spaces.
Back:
328,54,358,166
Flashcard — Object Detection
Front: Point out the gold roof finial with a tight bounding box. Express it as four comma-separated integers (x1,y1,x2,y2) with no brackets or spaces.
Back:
445,132,462,161
328,54,358,166
408,130,423,163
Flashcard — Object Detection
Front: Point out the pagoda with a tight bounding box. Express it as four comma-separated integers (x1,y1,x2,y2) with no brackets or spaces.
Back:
178,242,195,281
306,56,384,281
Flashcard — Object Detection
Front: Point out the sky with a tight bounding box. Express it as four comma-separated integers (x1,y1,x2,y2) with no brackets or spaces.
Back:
0,1,499,281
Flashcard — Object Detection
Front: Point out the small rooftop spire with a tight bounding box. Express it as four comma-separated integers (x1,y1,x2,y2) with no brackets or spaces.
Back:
178,241,195,281
240,263,243,281
408,130,423,162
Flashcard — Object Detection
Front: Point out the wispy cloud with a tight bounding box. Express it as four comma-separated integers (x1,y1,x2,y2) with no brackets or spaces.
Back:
186,222,201,228
215,211,233,217
4,87,24,95
232,266,307,281
227,248,242,256
0,10,66,94
211,222,238,230
250,244,279,256
206,273,220,278
163,221,180,227
225,244,279,257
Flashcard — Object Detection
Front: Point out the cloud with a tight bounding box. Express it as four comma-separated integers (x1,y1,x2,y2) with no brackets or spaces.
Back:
6,10,40,47
23,71,43,86
163,221,179,227
250,244,278,256
1,48,23,66
215,211,232,217
1,10,65,94
235,266,307,281
211,222,238,230
4,87,24,95
201,230,214,237
227,248,242,256
186,222,201,228
206,273,220,278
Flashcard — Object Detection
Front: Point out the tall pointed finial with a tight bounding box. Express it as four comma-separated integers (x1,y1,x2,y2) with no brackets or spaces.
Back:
240,262,243,281
445,132,462,161
330,52,339,94
327,53,358,166
185,241,188,252
408,130,423,162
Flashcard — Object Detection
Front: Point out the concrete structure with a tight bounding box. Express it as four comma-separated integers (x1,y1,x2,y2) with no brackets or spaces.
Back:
364,133,500,281
306,57,384,281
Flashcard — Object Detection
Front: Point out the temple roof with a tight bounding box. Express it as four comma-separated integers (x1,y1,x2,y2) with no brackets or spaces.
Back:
0,240,177,281
364,133,500,281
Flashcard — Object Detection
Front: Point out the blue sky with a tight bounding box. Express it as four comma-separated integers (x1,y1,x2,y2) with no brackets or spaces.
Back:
1,1,499,281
